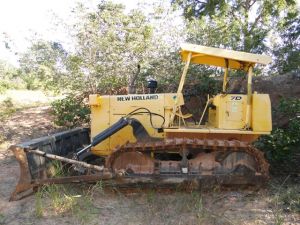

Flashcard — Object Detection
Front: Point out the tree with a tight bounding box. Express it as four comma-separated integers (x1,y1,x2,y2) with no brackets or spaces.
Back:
132,2,186,93
67,1,154,94
272,7,300,74
17,1,187,94
172,0,297,53
0,60,18,92
19,40,67,90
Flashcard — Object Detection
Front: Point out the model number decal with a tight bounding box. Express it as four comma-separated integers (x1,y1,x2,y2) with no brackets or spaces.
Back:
231,96,242,100
117,95,159,101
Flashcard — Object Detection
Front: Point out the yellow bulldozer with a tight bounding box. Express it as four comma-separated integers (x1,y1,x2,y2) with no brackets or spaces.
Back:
10,43,272,201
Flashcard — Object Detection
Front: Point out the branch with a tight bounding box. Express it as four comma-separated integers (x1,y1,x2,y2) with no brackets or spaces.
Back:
249,0,257,8
128,64,141,94
249,10,263,33
129,64,140,86
241,0,248,10
195,0,206,5
245,0,250,9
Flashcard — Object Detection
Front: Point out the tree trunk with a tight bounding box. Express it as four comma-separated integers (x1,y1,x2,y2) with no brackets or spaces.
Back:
128,64,141,94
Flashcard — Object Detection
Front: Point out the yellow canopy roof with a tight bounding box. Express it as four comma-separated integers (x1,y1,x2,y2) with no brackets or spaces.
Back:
180,43,272,70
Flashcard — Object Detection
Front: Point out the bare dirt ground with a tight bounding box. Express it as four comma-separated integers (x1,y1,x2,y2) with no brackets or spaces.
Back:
0,106,299,225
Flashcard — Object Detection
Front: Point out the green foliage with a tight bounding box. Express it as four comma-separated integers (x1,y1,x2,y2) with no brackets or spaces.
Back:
256,98,300,167
195,75,221,96
18,40,67,91
172,0,226,19
1,0,299,95
14,1,186,94
0,80,10,93
174,0,297,54
186,16,241,50
272,7,300,74
66,1,155,93
183,73,221,98
0,97,16,121
278,97,300,116
51,94,90,128
0,60,21,93
20,73,41,90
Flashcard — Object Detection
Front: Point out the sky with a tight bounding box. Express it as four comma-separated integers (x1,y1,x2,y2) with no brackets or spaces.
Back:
0,0,141,66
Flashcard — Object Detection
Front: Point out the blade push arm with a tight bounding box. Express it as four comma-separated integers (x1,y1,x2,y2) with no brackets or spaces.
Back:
76,117,130,157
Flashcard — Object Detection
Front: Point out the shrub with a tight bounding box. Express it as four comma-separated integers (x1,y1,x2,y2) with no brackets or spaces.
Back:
0,80,9,93
0,97,17,121
0,79,23,93
51,93,90,128
255,98,300,172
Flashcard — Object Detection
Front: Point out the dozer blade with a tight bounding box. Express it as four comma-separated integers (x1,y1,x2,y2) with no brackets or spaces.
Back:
9,128,98,201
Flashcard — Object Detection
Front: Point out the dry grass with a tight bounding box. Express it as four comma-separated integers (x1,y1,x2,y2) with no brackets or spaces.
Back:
268,177,300,225
0,89,62,122
30,178,300,225
2,114,298,224
0,90,61,107
8,153,299,225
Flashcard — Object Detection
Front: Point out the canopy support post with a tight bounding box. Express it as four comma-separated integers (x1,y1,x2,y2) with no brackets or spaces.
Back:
169,52,192,126
177,52,192,94
222,59,229,92
245,65,253,129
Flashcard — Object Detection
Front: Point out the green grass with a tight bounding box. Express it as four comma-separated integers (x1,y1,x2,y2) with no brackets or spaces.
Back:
34,183,101,224
36,185,78,215
34,190,44,218
86,180,104,196
46,160,67,177
0,213,5,225
268,178,300,225
34,161,103,223
276,186,300,213
192,192,204,219
270,178,300,213
146,189,156,203
273,210,284,225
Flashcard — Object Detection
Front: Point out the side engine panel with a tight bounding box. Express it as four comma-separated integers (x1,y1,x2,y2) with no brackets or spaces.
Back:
89,93,182,156
208,93,272,132
208,94,247,129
